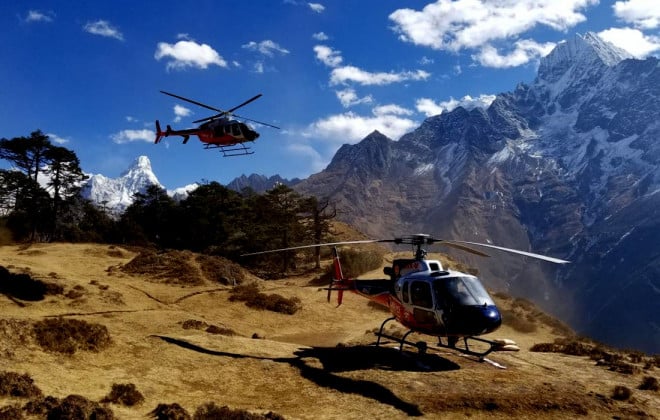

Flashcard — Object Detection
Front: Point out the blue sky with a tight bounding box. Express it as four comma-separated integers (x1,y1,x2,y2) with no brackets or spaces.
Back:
2,1,659,189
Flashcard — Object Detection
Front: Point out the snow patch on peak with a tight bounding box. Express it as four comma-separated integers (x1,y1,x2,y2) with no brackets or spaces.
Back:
538,32,632,85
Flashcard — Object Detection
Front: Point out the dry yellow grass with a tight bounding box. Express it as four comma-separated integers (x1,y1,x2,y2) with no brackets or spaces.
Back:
0,243,658,419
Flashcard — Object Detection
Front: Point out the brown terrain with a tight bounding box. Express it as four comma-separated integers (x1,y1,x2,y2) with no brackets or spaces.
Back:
0,242,658,419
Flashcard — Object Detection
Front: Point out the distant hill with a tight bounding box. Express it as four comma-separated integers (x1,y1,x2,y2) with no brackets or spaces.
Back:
225,173,301,193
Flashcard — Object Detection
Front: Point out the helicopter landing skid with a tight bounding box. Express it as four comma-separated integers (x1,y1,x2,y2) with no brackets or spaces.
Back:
373,317,518,364
203,143,254,156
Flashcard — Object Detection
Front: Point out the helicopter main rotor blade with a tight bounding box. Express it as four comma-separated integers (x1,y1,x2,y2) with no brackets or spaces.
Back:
160,91,225,113
227,94,262,114
192,115,221,124
438,242,491,257
241,240,381,257
442,240,570,264
233,114,281,129
191,94,265,125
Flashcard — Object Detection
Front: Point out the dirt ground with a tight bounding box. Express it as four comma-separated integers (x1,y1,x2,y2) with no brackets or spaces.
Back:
0,243,658,419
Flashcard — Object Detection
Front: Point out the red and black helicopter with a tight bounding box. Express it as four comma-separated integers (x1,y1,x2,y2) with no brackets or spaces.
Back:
155,91,280,156
244,234,569,363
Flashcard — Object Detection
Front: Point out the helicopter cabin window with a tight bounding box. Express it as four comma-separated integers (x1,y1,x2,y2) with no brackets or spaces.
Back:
433,277,495,307
410,280,432,308
401,281,409,303
428,262,440,271
231,124,241,136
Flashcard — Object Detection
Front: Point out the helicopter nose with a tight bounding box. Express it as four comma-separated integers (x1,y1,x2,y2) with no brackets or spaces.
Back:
481,306,502,334
446,305,502,336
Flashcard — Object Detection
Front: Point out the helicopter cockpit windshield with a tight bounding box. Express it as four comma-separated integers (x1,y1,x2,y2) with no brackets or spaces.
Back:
433,277,495,307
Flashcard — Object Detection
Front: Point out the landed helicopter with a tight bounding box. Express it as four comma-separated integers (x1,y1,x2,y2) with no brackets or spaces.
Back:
155,90,280,156
243,234,569,363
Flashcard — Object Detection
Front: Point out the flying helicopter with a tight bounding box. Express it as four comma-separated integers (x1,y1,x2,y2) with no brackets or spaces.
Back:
243,234,569,363
155,90,280,156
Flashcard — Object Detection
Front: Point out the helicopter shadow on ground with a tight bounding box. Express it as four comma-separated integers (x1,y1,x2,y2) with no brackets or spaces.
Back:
152,335,461,417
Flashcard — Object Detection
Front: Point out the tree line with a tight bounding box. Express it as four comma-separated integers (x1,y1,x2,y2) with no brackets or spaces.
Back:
0,131,335,267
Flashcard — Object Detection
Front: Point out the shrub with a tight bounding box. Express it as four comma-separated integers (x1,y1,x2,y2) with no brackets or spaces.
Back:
193,402,285,420
205,325,236,336
0,266,63,301
335,248,384,278
196,255,245,285
149,403,191,420
0,405,23,420
229,283,301,315
638,376,659,391
47,394,114,419
611,385,631,401
102,383,144,406
23,396,60,416
33,318,111,354
181,319,209,330
0,371,42,398
121,251,203,285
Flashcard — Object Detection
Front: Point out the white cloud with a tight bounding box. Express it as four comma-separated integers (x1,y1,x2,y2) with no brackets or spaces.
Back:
111,129,154,144
242,40,290,56
313,32,329,41
47,133,69,145
304,107,418,144
613,0,660,29
390,0,596,51
25,10,54,23
598,27,660,58
335,88,373,107
155,40,227,70
83,20,124,41
473,39,556,68
419,56,434,65
173,105,192,123
125,116,138,123
389,0,596,67
308,3,325,13
314,45,343,67
416,94,496,117
253,61,265,73
373,104,413,117
286,142,326,173
330,66,430,86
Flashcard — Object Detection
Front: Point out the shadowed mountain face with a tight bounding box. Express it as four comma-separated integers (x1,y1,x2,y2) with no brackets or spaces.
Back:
294,33,660,353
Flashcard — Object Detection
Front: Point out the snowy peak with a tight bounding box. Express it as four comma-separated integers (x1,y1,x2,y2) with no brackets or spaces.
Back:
538,32,632,84
81,155,162,214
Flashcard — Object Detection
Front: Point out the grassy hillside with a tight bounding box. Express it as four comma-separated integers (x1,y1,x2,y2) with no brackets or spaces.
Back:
0,243,658,419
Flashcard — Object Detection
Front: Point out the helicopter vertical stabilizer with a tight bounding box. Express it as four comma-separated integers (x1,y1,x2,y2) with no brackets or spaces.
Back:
327,247,346,306
155,121,165,144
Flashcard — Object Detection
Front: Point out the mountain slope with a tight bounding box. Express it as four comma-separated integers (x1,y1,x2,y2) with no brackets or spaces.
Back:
294,33,660,353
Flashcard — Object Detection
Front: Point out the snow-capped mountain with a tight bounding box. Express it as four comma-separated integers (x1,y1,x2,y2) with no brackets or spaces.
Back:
81,156,178,214
294,33,660,353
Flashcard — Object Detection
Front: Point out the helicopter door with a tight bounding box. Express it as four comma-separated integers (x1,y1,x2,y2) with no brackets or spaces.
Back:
409,280,438,326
